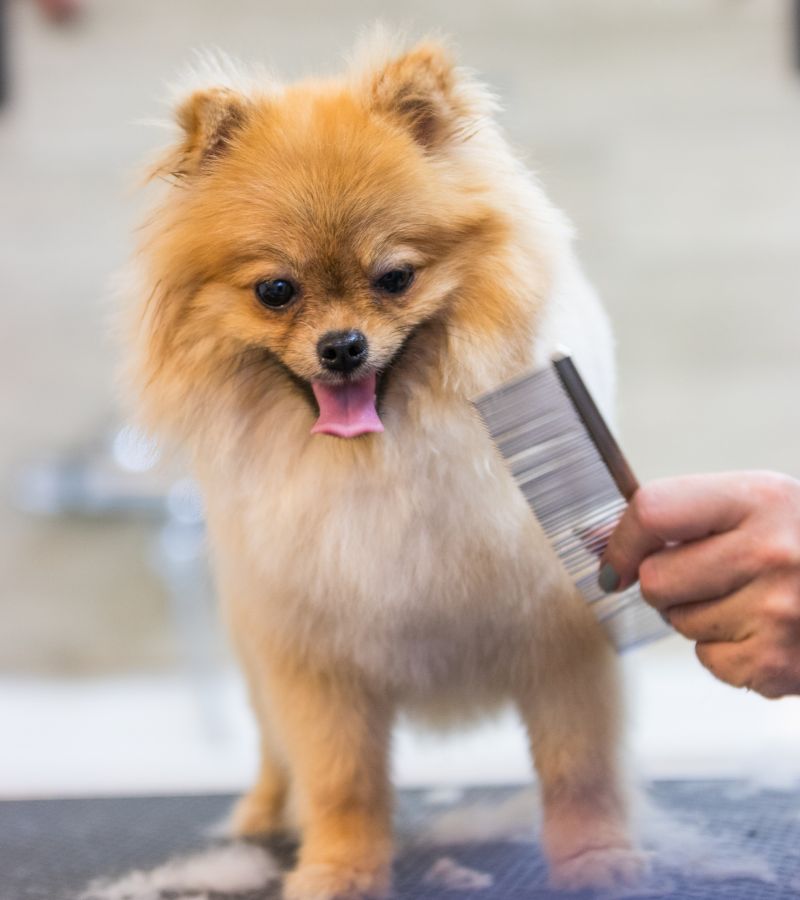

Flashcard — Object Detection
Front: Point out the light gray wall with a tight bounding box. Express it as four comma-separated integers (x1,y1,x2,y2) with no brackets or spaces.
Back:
1,0,798,674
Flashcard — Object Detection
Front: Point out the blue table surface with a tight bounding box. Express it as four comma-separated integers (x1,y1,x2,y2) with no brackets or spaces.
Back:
1,782,799,899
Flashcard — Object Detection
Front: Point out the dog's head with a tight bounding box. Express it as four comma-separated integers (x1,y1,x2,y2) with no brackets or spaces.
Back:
136,38,553,440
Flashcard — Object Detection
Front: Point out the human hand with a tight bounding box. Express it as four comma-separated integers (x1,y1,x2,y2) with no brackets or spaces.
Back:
599,471,800,698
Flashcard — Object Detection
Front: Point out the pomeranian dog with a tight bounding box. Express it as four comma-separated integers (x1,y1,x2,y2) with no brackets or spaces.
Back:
126,33,645,899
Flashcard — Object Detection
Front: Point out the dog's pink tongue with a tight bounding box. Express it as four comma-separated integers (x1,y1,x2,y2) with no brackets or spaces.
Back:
311,372,384,438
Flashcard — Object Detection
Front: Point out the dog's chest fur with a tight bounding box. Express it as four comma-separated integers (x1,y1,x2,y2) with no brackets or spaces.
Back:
201,390,568,695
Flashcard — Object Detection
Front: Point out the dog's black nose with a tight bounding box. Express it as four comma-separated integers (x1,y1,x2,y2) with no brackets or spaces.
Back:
317,330,368,374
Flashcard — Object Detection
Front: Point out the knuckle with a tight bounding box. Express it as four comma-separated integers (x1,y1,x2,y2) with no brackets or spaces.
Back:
668,611,693,639
753,653,790,699
638,557,665,602
763,583,800,625
632,486,664,534
752,471,793,506
695,642,745,688
754,647,791,690
756,683,783,700
694,642,713,669
665,604,682,628
757,533,800,571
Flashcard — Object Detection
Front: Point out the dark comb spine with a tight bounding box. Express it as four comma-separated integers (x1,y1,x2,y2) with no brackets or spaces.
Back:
552,353,639,501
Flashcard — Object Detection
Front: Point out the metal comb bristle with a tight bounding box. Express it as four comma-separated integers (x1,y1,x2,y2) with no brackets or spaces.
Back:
474,353,670,652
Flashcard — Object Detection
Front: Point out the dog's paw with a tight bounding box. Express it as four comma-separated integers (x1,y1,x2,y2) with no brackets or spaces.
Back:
228,788,286,838
549,846,651,892
283,862,390,900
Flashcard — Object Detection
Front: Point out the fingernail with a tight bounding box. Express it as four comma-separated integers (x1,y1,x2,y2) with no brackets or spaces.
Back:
598,562,621,593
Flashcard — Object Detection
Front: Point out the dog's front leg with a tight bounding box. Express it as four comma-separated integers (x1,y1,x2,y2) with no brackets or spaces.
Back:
226,629,291,836
514,591,649,891
268,655,394,900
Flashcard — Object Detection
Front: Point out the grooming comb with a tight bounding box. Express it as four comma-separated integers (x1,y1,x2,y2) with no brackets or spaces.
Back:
474,351,670,652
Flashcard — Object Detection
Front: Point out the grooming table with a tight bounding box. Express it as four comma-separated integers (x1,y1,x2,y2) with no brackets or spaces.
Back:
2,783,798,899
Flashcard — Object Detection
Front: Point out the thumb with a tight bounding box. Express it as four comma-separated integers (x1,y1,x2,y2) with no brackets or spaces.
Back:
599,493,665,592
599,474,751,592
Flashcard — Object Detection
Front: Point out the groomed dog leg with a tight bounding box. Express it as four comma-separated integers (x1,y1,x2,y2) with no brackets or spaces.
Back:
229,638,290,837
267,655,394,900
230,721,290,837
515,594,649,891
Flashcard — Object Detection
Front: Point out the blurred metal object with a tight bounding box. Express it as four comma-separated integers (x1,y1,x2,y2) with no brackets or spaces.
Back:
153,517,228,741
13,424,169,518
12,423,226,740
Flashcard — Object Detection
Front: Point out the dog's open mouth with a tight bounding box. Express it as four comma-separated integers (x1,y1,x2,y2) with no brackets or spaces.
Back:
307,321,434,439
310,372,384,438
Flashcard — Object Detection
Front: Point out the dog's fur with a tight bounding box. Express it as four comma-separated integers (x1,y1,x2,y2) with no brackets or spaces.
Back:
126,34,644,898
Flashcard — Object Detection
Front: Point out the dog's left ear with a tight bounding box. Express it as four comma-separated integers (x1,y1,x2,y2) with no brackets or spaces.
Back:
366,42,482,151
152,86,250,181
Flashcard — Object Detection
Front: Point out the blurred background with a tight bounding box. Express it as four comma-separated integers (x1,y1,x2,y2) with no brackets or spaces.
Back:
1,0,799,798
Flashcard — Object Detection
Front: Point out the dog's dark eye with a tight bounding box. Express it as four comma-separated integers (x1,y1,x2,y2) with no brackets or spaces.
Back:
255,279,297,309
374,267,414,295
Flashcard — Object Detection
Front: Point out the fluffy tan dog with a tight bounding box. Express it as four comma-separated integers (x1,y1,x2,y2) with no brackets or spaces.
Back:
126,34,645,899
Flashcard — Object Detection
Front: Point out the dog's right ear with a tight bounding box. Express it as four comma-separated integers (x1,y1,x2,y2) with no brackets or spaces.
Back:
151,87,250,181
